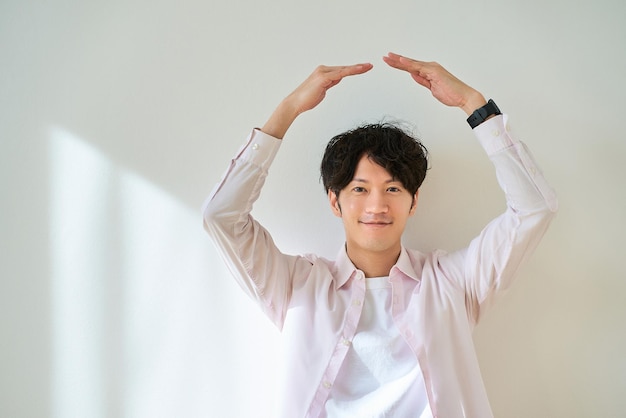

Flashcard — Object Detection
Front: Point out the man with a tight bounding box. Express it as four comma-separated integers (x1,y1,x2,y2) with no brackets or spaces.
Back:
203,53,558,417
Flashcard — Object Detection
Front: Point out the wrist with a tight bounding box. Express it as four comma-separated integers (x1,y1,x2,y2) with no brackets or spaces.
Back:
461,91,487,116
466,99,501,129
261,99,299,139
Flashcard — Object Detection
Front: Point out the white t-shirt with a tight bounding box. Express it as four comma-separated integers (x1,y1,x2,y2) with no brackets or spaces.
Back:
323,277,433,418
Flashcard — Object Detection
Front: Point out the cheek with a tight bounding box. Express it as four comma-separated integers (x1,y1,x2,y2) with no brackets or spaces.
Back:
338,196,358,212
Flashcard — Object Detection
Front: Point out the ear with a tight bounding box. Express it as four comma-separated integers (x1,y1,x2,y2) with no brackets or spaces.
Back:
409,190,419,216
328,190,342,217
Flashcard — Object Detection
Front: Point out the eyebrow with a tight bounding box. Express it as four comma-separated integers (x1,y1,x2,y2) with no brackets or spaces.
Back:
352,178,398,184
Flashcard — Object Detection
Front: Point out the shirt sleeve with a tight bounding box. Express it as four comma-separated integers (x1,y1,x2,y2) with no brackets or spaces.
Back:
441,114,558,323
202,129,310,328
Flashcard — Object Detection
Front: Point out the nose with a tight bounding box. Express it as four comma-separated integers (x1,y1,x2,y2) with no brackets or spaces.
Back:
365,190,389,214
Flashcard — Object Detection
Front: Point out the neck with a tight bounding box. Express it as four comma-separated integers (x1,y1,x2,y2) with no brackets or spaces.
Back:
345,244,401,278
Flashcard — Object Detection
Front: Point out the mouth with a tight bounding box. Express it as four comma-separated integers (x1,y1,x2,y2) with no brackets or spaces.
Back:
359,221,392,228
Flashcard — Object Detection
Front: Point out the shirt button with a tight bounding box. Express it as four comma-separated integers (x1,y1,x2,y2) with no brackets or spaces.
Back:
252,143,260,150
352,299,362,306
341,338,351,346
491,129,501,137
323,381,332,389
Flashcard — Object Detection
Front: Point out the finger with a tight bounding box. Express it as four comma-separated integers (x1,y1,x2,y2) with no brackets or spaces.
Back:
320,63,373,88
335,63,374,78
385,52,414,63
382,53,407,70
383,52,416,69
410,73,431,89
384,52,430,75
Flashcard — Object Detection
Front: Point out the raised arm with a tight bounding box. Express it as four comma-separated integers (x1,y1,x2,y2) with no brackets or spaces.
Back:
261,63,373,139
204,62,372,326
384,52,558,318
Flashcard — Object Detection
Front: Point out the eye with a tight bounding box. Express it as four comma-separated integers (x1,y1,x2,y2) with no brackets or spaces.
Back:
352,186,366,193
387,186,402,193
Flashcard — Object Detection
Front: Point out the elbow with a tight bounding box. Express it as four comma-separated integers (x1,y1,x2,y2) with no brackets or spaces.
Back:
545,192,559,215
202,197,226,237
202,195,245,240
539,202,558,229
202,196,217,225
527,187,559,217
541,194,559,231
509,192,558,231
530,196,559,224
541,181,559,214
524,194,559,232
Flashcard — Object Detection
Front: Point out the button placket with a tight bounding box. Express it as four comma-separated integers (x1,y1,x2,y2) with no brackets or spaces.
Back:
389,276,404,318
315,272,365,411
343,275,365,341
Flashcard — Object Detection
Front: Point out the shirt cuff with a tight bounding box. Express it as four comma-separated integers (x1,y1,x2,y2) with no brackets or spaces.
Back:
472,114,518,156
235,128,283,170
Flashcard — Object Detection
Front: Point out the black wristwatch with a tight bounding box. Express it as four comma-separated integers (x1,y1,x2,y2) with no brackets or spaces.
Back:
466,99,501,129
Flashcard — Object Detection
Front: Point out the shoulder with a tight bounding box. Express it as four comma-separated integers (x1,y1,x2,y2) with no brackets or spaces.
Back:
403,247,467,291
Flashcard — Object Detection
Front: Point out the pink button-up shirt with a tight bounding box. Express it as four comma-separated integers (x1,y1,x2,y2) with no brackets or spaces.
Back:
203,115,558,418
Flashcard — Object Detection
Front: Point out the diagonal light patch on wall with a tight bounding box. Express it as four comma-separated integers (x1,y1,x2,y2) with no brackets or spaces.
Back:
48,127,280,418
49,127,112,418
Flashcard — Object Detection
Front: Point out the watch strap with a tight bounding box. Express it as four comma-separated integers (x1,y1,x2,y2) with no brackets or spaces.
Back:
467,99,501,129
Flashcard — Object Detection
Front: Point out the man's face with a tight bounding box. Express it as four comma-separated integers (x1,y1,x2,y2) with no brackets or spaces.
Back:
328,154,417,258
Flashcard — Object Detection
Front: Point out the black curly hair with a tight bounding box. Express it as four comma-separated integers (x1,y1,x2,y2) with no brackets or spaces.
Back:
320,123,428,197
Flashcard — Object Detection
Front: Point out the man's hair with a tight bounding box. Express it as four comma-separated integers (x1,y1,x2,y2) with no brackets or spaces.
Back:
320,122,429,197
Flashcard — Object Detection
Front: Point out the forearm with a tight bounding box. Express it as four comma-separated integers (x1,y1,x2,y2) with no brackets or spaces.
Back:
261,98,299,140
476,115,558,214
454,115,558,317
203,130,281,227
203,130,292,324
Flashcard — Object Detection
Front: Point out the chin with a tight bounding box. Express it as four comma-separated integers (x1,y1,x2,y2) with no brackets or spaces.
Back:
359,239,398,254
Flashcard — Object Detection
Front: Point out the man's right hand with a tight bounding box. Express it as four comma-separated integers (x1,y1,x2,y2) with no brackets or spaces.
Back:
261,63,373,139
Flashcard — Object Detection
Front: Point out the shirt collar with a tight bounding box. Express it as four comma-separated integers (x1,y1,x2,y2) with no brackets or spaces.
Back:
334,245,421,288
392,246,422,282
334,245,357,289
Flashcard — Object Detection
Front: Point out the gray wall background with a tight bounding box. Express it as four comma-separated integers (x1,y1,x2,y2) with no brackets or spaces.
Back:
1,0,625,416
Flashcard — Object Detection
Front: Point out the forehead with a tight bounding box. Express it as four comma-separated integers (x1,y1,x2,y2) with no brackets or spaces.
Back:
352,155,395,182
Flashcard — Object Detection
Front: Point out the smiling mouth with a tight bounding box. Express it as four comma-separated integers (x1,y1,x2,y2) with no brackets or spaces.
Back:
360,221,392,227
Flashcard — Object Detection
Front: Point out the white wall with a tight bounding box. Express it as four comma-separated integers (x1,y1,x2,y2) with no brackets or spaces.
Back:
1,0,625,416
